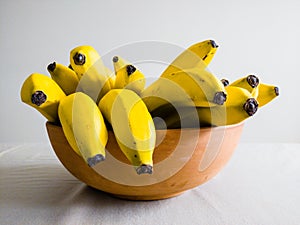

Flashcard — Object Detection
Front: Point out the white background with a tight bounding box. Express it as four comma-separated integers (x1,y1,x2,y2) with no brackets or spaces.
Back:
0,0,299,143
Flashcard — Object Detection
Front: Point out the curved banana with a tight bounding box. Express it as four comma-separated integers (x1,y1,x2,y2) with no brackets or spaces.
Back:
165,86,259,128
69,45,112,103
162,39,219,76
140,39,225,111
257,83,279,107
141,67,227,114
20,73,66,122
199,86,258,126
99,89,156,175
58,92,108,167
112,56,146,94
47,62,79,95
188,39,219,65
106,67,116,89
112,55,127,72
230,74,260,98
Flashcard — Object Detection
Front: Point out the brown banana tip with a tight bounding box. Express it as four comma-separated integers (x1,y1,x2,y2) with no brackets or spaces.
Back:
112,56,119,63
274,86,279,96
87,154,105,167
210,40,219,48
126,65,136,76
247,75,260,88
47,62,56,72
213,91,227,105
221,78,230,87
136,164,153,175
73,52,86,65
31,90,47,106
244,98,258,116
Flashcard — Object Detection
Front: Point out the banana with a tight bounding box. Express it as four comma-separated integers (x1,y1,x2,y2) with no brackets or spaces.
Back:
58,92,108,167
141,67,227,114
164,86,259,128
162,67,227,106
198,86,258,126
112,56,146,94
106,67,116,89
141,40,225,112
162,39,219,76
256,83,279,107
99,89,156,175
69,45,112,103
188,39,219,65
47,62,79,95
20,73,66,122
230,74,260,98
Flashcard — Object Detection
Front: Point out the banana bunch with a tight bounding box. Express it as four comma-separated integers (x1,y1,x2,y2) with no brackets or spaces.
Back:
155,73,279,128
20,39,279,175
20,45,154,174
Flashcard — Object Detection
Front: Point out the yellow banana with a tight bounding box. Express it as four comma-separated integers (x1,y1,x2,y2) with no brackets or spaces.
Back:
106,67,116,89
256,83,279,107
69,45,112,103
162,39,219,76
47,62,79,95
163,67,226,106
20,73,66,122
112,55,127,72
112,56,146,94
58,92,108,167
141,40,224,112
141,76,195,114
141,67,227,114
99,89,156,174
199,86,258,126
164,86,259,128
188,39,219,65
230,74,260,98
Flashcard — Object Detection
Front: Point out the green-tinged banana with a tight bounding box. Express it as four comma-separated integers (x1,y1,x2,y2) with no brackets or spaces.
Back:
141,67,227,114
70,45,111,103
20,73,66,122
230,74,260,98
164,86,259,128
99,89,156,175
112,56,146,95
47,62,79,95
256,83,279,107
58,92,108,167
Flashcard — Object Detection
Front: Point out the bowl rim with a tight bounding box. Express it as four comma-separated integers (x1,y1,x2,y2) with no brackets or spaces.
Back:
47,121,245,131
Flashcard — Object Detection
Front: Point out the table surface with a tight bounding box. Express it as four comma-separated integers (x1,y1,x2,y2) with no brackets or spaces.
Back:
1,142,299,225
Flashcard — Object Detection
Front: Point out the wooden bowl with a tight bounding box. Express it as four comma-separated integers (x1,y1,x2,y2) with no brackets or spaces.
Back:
46,122,244,200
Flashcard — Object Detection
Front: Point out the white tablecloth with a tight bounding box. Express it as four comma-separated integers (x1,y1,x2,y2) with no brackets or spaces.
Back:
1,142,299,225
